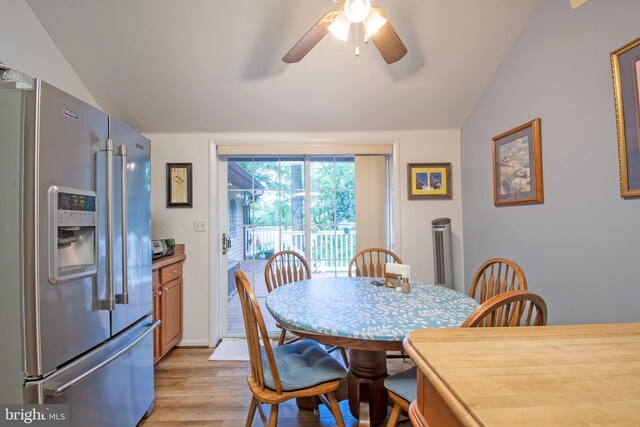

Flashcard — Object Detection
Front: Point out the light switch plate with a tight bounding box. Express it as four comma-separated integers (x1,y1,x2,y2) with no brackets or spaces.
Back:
194,220,206,232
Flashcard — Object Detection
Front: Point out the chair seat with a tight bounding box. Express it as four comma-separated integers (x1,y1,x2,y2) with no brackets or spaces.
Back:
261,340,347,392
384,366,417,403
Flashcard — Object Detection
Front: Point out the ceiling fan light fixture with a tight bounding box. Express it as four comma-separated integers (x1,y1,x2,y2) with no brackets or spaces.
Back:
364,7,387,37
328,11,352,41
344,0,371,23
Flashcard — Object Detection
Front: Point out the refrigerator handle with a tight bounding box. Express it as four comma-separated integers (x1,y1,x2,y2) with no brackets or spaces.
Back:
96,139,116,311
44,320,159,397
115,144,129,304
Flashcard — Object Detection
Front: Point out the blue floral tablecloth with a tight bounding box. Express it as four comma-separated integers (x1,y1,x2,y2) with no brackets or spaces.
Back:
265,277,478,342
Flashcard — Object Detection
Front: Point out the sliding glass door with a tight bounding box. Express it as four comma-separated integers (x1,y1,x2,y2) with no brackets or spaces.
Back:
224,155,356,335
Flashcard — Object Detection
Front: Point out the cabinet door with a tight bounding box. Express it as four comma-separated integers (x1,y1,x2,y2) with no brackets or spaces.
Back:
160,277,183,357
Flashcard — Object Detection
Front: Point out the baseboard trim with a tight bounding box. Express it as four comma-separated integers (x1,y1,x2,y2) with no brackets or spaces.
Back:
176,339,211,347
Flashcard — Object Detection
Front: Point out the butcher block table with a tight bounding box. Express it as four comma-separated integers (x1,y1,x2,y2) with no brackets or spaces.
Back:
403,322,640,427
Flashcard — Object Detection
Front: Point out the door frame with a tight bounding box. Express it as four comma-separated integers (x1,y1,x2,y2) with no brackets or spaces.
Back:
208,139,221,346
209,138,402,342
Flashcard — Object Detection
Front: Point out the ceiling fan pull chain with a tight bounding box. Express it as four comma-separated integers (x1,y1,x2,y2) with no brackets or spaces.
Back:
355,24,360,57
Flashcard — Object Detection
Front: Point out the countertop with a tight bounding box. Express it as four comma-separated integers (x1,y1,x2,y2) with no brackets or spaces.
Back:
152,243,186,270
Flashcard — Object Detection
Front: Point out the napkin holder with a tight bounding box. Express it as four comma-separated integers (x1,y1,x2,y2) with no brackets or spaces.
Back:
384,263,411,288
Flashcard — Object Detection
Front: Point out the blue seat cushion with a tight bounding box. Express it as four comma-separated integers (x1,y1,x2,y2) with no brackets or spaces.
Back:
384,366,417,403
261,340,347,392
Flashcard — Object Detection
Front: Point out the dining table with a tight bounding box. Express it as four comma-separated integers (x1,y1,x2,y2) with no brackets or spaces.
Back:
265,276,478,424
404,322,640,426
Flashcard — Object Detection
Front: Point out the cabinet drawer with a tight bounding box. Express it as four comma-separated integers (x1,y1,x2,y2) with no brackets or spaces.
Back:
160,262,182,283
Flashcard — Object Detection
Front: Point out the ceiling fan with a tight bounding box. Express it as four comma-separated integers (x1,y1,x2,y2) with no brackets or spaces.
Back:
282,0,408,64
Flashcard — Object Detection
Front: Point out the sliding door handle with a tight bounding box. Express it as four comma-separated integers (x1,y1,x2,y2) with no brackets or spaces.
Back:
222,233,228,255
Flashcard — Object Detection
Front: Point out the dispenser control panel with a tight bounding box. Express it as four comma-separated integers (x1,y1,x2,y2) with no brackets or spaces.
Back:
57,192,96,227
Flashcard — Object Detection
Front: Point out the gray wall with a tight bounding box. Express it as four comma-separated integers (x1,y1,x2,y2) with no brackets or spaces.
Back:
460,0,640,324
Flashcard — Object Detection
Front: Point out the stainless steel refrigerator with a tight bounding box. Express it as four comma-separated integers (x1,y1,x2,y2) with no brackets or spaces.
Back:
0,66,157,426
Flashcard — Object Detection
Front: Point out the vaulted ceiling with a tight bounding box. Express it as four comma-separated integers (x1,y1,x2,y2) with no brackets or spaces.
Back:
26,0,538,133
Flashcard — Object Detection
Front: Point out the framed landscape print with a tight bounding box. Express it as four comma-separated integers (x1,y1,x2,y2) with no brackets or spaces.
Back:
166,163,193,208
407,163,452,199
492,118,544,206
610,36,640,198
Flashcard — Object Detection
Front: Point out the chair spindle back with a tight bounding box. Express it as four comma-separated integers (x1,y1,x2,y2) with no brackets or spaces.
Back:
348,248,402,278
469,257,528,303
264,250,311,293
461,290,548,328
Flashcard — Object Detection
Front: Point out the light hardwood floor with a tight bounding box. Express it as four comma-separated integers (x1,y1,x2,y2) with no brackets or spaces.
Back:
139,347,414,426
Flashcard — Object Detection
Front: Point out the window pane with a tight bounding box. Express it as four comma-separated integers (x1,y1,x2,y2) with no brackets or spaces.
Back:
280,159,305,190
228,159,253,180
335,223,356,274
310,158,335,191
335,190,355,223
244,226,257,259
310,191,335,225
281,225,306,254
252,190,279,225
335,158,355,189
254,159,280,190
312,224,338,257
252,226,278,261
311,258,336,276
280,191,305,226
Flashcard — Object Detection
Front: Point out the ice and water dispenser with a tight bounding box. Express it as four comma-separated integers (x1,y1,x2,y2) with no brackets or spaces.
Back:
49,186,98,283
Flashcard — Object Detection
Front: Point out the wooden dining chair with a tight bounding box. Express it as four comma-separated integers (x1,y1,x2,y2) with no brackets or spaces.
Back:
348,248,406,360
264,251,349,367
468,257,528,303
264,251,311,346
384,290,548,427
348,248,402,278
235,270,347,427
264,250,312,293
460,289,548,328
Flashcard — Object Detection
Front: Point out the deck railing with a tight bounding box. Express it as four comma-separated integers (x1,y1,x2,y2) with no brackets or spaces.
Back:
245,229,356,272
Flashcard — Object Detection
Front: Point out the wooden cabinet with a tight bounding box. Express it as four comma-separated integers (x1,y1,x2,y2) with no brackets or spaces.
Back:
152,244,186,364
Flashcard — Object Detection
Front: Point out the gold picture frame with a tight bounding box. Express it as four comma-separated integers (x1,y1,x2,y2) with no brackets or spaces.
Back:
166,163,193,208
611,36,640,198
407,163,452,199
492,118,544,207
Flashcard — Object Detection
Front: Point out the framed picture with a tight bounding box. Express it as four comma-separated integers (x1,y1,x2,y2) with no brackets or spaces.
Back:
492,118,543,206
611,36,640,198
407,162,452,199
166,163,193,208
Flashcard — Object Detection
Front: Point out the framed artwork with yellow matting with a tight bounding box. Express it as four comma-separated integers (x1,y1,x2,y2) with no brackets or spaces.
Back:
407,163,452,200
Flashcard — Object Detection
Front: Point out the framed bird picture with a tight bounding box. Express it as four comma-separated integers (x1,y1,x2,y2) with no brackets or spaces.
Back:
166,163,193,208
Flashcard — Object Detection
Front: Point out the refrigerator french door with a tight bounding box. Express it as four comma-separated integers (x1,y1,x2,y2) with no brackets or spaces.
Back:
0,73,156,426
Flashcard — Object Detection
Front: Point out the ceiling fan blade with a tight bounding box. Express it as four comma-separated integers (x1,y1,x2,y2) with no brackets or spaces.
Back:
569,0,588,9
283,10,340,63
369,8,407,64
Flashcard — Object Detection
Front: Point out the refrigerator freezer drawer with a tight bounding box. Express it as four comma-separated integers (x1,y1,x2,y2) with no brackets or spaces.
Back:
25,315,158,427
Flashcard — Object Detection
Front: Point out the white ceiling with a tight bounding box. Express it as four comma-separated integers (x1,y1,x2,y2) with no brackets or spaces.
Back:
26,0,538,133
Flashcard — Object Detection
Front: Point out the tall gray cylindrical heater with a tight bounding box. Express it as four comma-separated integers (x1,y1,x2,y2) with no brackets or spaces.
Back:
432,218,453,288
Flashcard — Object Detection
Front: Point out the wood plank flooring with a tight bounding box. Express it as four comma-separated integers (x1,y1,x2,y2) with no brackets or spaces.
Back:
139,347,414,426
